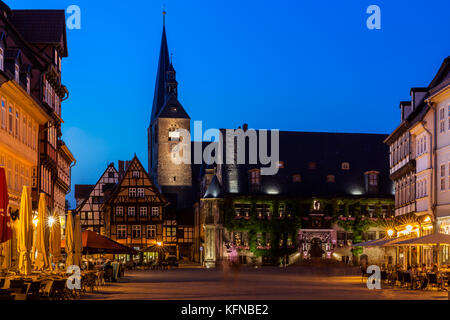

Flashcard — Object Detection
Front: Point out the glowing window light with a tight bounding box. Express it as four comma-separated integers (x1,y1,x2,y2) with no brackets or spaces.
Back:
406,225,413,233
424,216,431,223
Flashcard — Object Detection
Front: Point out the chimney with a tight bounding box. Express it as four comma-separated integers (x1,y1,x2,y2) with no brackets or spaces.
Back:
243,123,248,132
119,160,124,177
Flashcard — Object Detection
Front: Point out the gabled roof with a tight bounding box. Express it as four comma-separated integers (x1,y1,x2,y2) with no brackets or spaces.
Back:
429,56,450,90
106,155,168,205
75,164,118,212
156,94,190,119
10,10,68,57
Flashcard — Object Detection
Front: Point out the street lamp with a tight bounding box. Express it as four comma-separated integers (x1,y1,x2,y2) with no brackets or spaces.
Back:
48,216,55,227
387,229,394,237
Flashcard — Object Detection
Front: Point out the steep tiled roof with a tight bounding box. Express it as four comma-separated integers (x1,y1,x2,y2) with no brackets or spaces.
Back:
74,184,94,201
210,130,393,198
10,10,68,56
156,94,190,119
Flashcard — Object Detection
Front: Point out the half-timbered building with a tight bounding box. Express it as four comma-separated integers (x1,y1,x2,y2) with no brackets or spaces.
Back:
76,163,119,234
103,156,168,259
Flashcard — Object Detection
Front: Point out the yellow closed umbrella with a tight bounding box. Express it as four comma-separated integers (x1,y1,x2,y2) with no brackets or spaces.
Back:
49,214,62,270
18,186,32,275
35,194,50,271
74,215,82,267
65,211,75,269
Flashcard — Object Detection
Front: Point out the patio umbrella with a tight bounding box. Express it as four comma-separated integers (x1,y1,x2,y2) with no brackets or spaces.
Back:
393,233,450,246
49,214,62,269
0,167,11,244
18,186,32,275
0,167,11,269
65,211,75,269
73,214,82,267
34,194,51,271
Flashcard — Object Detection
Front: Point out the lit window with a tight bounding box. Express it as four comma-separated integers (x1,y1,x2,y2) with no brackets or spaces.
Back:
129,188,136,197
368,173,379,186
132,225,141,239
140,207,148,217
326,175,335,183
342,162,350,170
151,207,159,217
308,162,317,170
169,129,180,141
249,169,260,185
292,174,301,183
147,225,156,239
128,207,135,216
0,99,5,129
117,225,127,239
116,207,123,216
277,161,285,169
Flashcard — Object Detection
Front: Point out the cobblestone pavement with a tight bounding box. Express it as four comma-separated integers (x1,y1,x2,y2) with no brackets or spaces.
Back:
82,267,449,300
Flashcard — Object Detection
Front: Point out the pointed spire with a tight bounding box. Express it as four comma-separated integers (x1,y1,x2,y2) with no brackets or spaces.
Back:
150,9,172,124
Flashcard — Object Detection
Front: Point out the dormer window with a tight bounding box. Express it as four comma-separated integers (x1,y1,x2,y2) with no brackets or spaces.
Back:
14,64,19,82
368,173,379,186
365,171,380,194
249,168,261,193
342,162,350,170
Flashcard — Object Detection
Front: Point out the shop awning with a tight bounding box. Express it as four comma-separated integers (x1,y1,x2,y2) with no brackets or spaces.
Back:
393,233,450,246
353,236,414,247
62,230,136,254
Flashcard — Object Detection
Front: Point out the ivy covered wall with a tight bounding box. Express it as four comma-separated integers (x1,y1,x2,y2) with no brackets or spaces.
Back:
222,195,394,259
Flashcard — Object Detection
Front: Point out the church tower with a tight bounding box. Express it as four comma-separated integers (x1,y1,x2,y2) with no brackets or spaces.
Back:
148,11,192,191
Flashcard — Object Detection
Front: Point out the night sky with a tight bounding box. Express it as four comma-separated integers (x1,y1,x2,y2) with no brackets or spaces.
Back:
13,0,450,208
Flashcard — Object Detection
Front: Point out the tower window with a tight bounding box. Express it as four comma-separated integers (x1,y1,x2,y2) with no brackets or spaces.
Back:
169,130,180,141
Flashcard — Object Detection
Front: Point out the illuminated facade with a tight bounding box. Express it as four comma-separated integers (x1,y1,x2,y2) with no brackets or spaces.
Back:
386,56,450,267
0,2,75,266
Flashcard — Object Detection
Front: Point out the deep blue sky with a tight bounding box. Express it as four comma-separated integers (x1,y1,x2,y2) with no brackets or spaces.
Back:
13,0,450,208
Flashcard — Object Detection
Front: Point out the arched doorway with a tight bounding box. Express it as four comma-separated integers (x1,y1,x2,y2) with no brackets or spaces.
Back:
310,238,324,258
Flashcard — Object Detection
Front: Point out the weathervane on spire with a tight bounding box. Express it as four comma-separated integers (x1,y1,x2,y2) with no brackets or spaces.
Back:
162,5,166,26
